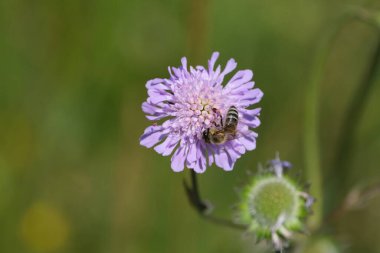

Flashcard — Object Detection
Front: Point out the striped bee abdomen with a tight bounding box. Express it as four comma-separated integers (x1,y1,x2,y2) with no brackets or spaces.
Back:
224,106,238,132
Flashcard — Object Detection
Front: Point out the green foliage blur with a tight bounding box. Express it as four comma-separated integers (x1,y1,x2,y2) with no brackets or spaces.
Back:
1,0,380,252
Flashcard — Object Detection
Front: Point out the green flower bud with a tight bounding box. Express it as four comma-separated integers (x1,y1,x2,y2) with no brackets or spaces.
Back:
236,154,314,251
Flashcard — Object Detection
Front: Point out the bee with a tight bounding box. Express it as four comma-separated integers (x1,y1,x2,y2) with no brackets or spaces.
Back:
203,106,239,144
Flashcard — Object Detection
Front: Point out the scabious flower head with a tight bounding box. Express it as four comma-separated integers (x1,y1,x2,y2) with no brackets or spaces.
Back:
236,154,315,251
140,52,263,173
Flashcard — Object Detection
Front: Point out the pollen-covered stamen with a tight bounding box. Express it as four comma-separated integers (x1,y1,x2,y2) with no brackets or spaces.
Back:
169,77,228,139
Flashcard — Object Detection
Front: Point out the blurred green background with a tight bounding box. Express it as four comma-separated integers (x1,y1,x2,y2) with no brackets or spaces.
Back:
1,0,380,252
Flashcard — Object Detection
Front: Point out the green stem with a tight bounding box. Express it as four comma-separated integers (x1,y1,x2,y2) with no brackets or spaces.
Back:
183,0,247,231
186,0,209,62
331,16,380,211
183,170,247,230
304,15,350,231
305,7,380,230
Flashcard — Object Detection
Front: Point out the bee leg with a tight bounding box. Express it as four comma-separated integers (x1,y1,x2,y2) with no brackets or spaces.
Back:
203,129,210,143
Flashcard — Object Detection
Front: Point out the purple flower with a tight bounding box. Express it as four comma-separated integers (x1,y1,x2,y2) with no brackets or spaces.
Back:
140,52,263,173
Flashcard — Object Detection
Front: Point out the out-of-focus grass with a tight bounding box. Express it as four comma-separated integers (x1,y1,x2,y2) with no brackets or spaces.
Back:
0,0,380,252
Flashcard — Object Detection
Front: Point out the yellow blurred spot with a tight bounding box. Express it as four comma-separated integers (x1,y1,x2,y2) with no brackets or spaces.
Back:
20,202,70,252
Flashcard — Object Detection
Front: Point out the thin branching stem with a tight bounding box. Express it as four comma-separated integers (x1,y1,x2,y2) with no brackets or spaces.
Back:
333,38,380,193
326,181,380,224
305,7,380,230
304,15,348,231
328,7,380,215
183,170,247,231
183,0,247,232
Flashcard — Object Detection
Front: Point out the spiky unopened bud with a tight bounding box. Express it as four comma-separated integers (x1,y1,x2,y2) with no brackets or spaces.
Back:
237,154,314,251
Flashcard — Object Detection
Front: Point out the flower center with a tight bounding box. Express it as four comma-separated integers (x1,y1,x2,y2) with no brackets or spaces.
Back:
248,178,299,227
171,79,227,140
